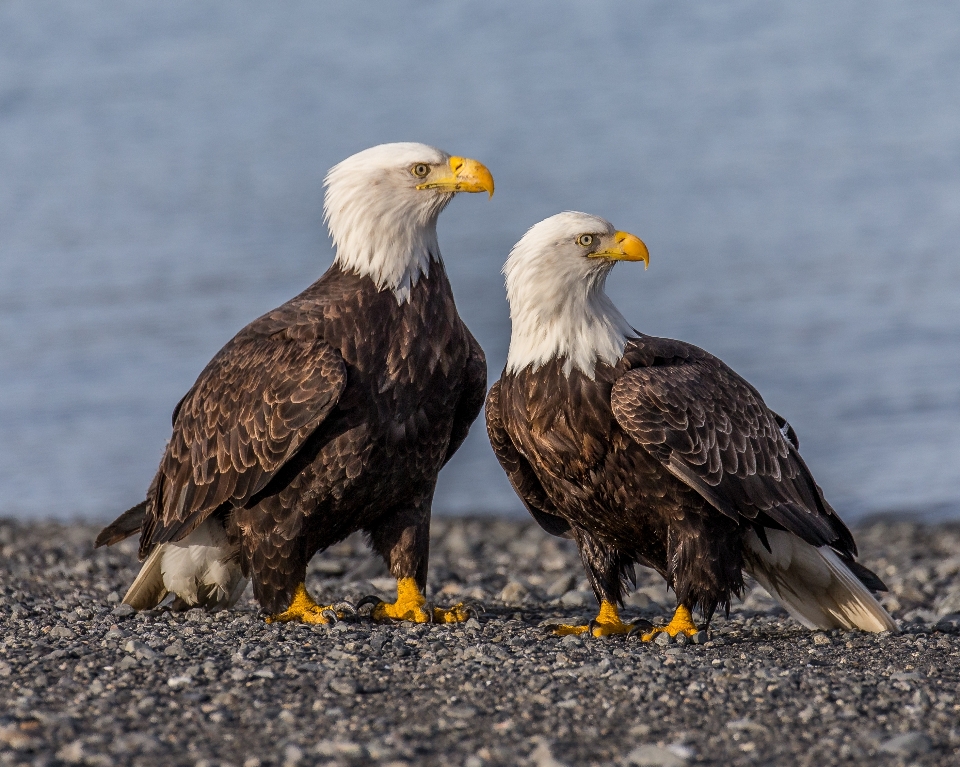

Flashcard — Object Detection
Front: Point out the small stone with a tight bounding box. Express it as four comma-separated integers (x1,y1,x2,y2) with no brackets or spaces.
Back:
690,631,709,645
329,678,359,695
253,668,275,679
56,740,85,764
282,744,303,766
164,641,185,657
812,632,830,645
111,604,135,618
654,631,673,646
106,591,120,603
546,574,576,598
464,617,480,630
499,580,528,605
626,743,688,766
879,731,932,756
167,675,192,688
560,633,582,647
559,590,590,607
49,626,76,640
118,656,137,670
674,632,689,646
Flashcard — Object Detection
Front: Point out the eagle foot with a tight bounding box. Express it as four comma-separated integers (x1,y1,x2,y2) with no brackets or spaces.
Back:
357,578,477,624
640,605,699,641
265,584,355,625
552,601,648,637
432,600,483,624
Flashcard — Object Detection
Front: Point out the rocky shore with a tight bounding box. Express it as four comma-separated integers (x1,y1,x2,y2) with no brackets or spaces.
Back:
2,516,960,766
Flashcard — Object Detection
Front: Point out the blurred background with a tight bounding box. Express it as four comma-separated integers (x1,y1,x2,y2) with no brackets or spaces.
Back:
1,1,959,522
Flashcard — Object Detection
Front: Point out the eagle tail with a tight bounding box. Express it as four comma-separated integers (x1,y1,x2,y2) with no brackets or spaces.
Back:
95,500,148,548
122,517,247,612
744,528,896,633
122,545,169,610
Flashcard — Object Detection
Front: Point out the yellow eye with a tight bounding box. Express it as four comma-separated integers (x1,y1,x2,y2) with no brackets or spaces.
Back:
576,234,594,247
412,164,430,178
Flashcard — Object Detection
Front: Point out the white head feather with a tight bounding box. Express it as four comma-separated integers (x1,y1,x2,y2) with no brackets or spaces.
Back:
323,143,454,302
504,211,637,378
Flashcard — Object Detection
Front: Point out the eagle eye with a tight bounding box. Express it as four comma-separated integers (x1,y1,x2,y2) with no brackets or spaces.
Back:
412,164,430,178
576,234,594,247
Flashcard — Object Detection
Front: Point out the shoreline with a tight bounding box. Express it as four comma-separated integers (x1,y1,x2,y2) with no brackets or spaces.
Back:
2,517,959,765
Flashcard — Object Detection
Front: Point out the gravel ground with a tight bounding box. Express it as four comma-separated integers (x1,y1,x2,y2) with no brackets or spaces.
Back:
2,516,960,767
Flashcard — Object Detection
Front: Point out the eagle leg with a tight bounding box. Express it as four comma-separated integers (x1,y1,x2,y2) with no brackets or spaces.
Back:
358,577,476,624
640,604,700,641
265,583,355,625
553,600,651,638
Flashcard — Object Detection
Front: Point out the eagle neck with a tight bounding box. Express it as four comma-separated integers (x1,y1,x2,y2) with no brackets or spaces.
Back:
505,268,634,379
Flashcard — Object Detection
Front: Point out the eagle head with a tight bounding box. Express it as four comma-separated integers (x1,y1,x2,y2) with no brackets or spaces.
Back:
324,142,494,302
503,211,649,378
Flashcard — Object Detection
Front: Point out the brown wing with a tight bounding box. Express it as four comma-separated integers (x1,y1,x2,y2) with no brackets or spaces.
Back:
443,326,487,466
485,380,571,538
610,337,855,554
139,328,346,556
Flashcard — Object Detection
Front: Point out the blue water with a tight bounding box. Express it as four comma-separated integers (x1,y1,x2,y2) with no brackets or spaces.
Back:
2,1,959,521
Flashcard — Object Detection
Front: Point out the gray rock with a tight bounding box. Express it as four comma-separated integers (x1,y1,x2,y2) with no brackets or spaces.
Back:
879,731,932,756
558,590,591,607
654,631,673,646
499,580,528,605
111,604,135,618
690,631,709,645
329,678,359,695
546,574,576,598
48,625,75,639
626,744,688,766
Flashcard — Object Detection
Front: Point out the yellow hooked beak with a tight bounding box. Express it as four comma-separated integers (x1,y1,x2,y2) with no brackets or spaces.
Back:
417,156,495,197
590,230,650,268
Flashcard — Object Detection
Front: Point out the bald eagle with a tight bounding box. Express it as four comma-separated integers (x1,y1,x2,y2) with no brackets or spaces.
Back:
486,212,895,637
96,143,493,624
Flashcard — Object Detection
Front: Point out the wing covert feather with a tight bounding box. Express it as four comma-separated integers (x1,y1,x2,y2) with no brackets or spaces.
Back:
610,338,853,552
140,331,346,554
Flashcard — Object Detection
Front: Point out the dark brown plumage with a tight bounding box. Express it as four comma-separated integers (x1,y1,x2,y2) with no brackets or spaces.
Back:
489,337,874,623
96,142,492,619
99,261,484,614
488,212,894,634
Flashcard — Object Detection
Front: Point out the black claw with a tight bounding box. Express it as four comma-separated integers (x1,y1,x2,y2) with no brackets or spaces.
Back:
356,595,383,615
626,618,653,638
320,608,339,624
333,601,357,616
462,601,485,619
587,619,599,635
422,602,436,623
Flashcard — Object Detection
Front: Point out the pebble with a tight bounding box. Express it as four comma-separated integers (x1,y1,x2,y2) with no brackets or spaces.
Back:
879,731,933,756
2,516,959,766
626,744,688,766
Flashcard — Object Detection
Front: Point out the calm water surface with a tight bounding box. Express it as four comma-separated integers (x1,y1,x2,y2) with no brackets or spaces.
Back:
1,2,959,521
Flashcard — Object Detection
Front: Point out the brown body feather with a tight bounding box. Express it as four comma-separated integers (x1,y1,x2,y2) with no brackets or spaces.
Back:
487,335,883,625
100,261,486,613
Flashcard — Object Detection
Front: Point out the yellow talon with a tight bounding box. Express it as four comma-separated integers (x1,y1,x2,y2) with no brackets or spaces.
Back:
266,583,343,625
641,604,699,641
368,578,474,624
553,600,638,637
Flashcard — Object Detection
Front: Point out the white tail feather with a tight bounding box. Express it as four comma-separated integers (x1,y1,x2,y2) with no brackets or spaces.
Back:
744,529,896,633
123,517,247,612
122,545,168,610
